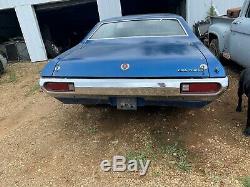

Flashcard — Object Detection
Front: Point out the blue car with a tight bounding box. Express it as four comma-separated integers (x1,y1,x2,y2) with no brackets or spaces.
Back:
40,14,228,110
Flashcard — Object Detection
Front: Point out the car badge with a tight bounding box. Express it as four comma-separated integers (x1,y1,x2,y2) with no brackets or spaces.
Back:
54,65,61,71
200,64,208,71
121,63,130,71
178,64,208,73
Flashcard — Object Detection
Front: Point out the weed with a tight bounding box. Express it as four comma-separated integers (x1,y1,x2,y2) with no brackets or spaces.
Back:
0,70,17,84
162,142,192,172
87,126,97,134
25,83,40,96
177,158,192,172
242,176,250,187
8,71,17,83
126,141,154,166
126,150,148,163
153,171,161,177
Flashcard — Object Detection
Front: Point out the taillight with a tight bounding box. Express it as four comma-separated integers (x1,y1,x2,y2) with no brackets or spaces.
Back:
181,83,221,94
44,82,75,92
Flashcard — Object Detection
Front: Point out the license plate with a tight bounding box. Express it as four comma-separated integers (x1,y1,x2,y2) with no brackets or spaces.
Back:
117,98,137,110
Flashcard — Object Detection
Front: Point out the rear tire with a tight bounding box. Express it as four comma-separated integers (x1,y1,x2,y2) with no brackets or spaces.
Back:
209,39,221,60
0,61,4,75
0,53,7,75
44,40,61,58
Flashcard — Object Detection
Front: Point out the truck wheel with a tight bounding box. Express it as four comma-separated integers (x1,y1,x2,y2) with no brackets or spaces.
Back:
209,39,221,59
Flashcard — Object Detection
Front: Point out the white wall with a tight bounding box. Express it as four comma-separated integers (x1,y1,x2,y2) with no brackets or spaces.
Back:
0,0,122,62
0,0,66,62
0,0,247,62
15,5,47,62
0,0,64,10
187,0,245,26
0,0,246,24
97,0,121,20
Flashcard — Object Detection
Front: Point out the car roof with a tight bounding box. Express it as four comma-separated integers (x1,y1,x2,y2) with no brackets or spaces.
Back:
101,14,183,23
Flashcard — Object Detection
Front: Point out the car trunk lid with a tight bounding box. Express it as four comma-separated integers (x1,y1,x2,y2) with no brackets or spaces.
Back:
52,38,209,78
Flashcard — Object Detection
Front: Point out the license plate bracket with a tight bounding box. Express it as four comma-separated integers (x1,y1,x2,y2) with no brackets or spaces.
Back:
117,98,137,110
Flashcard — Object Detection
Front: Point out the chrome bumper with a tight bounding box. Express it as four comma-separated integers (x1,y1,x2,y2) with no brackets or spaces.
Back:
40,77,228,101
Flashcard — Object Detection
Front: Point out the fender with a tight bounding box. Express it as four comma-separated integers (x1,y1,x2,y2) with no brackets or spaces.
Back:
208,22,232,53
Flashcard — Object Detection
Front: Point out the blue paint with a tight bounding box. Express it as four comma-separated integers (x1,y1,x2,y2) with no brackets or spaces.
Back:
40,14,227,109
50,38,210,78
41,14,226,79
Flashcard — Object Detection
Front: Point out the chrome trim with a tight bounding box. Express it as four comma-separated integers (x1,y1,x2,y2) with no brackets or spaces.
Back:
88,18,188,40
88,35,188,41
40,77,228,101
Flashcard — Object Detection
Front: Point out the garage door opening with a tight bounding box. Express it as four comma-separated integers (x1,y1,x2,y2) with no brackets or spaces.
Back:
0,9,30,61
35,0,99,58
121,0,186,19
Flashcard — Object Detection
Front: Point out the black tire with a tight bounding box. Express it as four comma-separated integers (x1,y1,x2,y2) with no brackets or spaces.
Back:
0,53,6,75
44,40,61,58
0,61,4,75
209,39,221,59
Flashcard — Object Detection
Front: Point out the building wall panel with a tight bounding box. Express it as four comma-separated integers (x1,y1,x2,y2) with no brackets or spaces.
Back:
0,0,64,10
97,0,121,20
15,5,47,62
187,0,245,26
0,0,247,62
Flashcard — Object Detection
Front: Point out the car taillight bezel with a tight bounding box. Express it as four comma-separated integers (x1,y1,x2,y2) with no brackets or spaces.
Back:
180,83,222,94
44,82,75,92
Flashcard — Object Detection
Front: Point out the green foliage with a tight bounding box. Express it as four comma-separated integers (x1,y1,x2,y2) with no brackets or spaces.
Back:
126,142,154,166
8,71,17,83
87,126,98,134
242,176,250,187
207,5,218,18
25,83,40,96
162,142,192,172
126,151,148,163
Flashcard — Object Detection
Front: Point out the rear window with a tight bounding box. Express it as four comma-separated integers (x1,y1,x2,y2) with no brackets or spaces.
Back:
90,19,186,39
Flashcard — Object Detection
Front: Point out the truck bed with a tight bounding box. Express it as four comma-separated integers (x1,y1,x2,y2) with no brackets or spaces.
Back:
210,16,235,25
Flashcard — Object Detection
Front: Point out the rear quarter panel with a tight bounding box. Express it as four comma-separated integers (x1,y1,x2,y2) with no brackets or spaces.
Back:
195,42,226,78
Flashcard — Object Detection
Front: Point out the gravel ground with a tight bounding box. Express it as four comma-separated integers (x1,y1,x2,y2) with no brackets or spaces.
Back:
0,62,249,187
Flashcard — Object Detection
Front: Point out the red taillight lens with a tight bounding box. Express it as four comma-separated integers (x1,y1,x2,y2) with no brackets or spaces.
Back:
181,83,221,94
44,82,75,92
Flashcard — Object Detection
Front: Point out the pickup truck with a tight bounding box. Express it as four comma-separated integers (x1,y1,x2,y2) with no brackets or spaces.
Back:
208,0,250,67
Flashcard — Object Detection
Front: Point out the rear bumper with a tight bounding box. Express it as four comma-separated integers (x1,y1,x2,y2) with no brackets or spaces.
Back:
40,77,228,106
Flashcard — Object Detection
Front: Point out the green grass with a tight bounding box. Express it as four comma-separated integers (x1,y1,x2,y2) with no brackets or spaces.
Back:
87,126,98,134
8,71,17,83
126,142,154,166
0,70,17,84
242,176,250,187
153,171,161,177
25,83,40,96
162,142,192,172
126,151,148,163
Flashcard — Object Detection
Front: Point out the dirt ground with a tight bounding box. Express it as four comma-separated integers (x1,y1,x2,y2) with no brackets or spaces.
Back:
0,62,249,187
